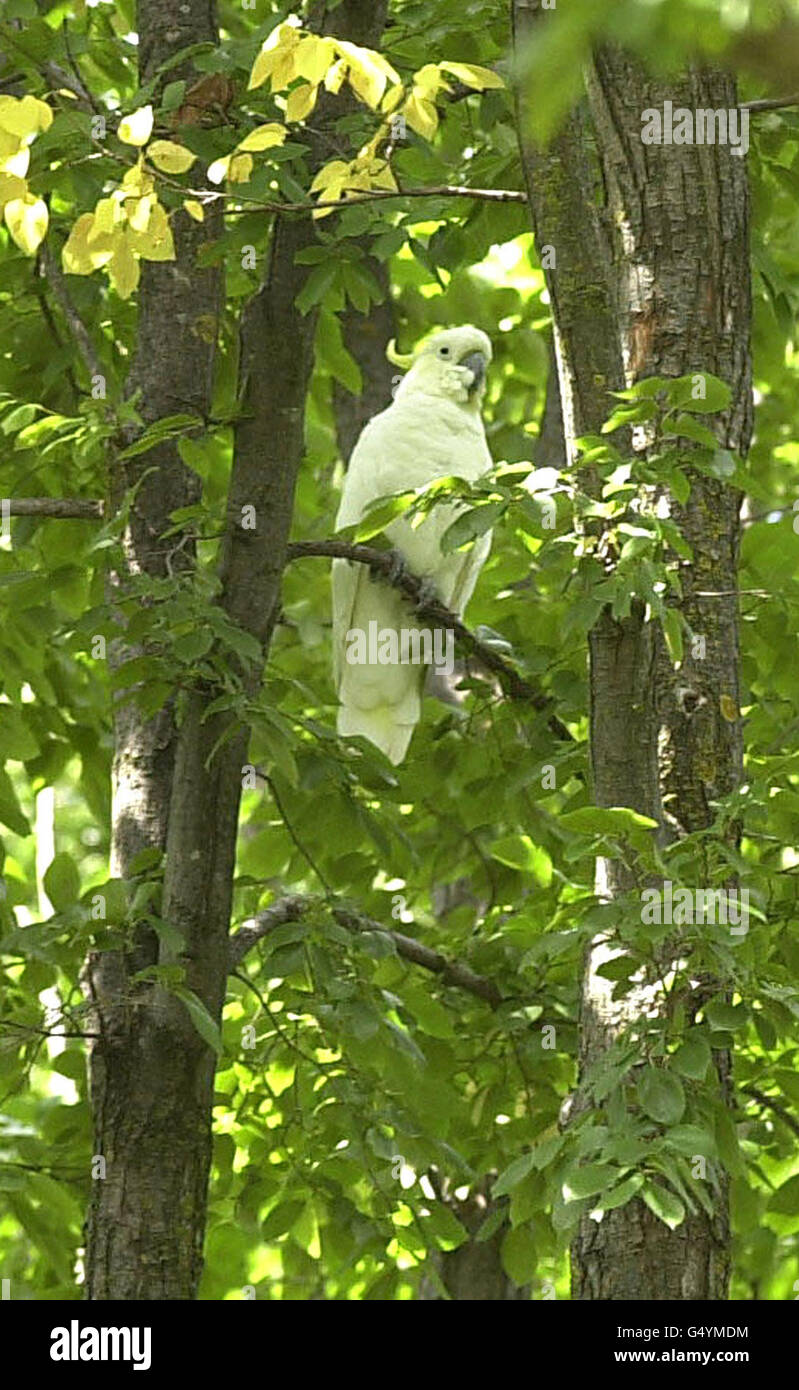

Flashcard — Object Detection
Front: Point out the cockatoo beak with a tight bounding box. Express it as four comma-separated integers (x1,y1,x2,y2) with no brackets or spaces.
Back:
460,350,487,396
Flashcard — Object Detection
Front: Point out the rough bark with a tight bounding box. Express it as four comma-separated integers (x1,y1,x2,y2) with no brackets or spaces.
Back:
334,255,396,463
84,0,223,1300
514,1,751,1300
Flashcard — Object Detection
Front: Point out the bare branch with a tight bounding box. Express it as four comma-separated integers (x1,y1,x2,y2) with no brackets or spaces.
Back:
228,893,503,1006
2,498,104,520
184,183,527,218
739,94,799,112
38,243,106,388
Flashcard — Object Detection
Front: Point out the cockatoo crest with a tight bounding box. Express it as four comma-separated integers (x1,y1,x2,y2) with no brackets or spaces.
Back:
388,325,492,408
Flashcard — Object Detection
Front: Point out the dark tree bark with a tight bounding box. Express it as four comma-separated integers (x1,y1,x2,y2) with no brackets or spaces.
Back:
84,0,224,1301
513,2,751,1300
334,255,396,464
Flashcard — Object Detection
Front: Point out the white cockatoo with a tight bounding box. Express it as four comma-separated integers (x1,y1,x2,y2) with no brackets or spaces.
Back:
332,325,494,764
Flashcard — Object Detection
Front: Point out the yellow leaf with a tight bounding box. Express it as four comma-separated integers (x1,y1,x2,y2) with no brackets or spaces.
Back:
0,139,29,178
248,50,276,92
90,196,124,238
228,153,253,184
131,200,175,261
107,232,140,298
403,91,438,140
0,172,27,210
439,61,504,90
270,50,298,92
336,41,392,109
337,42,399,85
126,194,155,234
310,160,349,195
285,82,318,124
293,35,336,85
412,64,447,99
207,155,231,185
0,95,53,140
236,122,287,153
324,59,347,95
381,84,405,115
121,160,155,196
4,194,48,254
147,139,196,174
62,213,100,273
248,18,302,91
345,169,371,192
183,199,205,222
370,161,398,192
720,695,739,722
118,105,154,147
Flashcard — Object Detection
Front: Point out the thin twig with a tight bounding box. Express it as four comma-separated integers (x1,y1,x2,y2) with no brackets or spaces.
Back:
742,1084,799,1139
38,243,105,388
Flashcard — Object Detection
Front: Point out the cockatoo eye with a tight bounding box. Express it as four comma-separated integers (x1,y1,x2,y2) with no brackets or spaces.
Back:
438,346,450,357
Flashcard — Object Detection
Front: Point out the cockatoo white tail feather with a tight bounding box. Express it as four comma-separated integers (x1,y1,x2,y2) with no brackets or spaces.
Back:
332,325,494,763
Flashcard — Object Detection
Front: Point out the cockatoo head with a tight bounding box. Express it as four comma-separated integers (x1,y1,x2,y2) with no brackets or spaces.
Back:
388,325,492,409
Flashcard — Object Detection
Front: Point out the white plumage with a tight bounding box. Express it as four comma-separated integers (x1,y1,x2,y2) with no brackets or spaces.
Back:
332,325,494,763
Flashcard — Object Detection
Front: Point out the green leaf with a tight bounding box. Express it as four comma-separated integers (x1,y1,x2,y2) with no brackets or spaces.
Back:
664,1124,717,1159
175,988,223,1055
489,834,552,885
493,1151,536,1197
641,1181,685,1230
671,1035,711,1080
559,805,657,852
662,607,684,666
592,1172,645,1213
352,491,414,542
440,502,503,553
500,1225,537,1286
563,1163,620,1201
43,852,80,911
704,1001,748,1031
0,706,39,760
637,1067,686,1125
173,629,214,662
117,415,203,460
663,413,718,448
768,1175,799,1216
667,373,732,414
0,768,31,837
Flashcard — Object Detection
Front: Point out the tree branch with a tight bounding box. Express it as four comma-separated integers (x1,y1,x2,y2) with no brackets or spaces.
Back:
285,538,573,739
1,497,104,519
249,184,527,212
739,94,799,112
742,1084,799,1140
228,892,503,1006
38,243,106,389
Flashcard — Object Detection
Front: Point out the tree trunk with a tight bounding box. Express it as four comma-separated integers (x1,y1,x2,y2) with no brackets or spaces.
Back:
84,0,223,1301
513,3,751,1300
